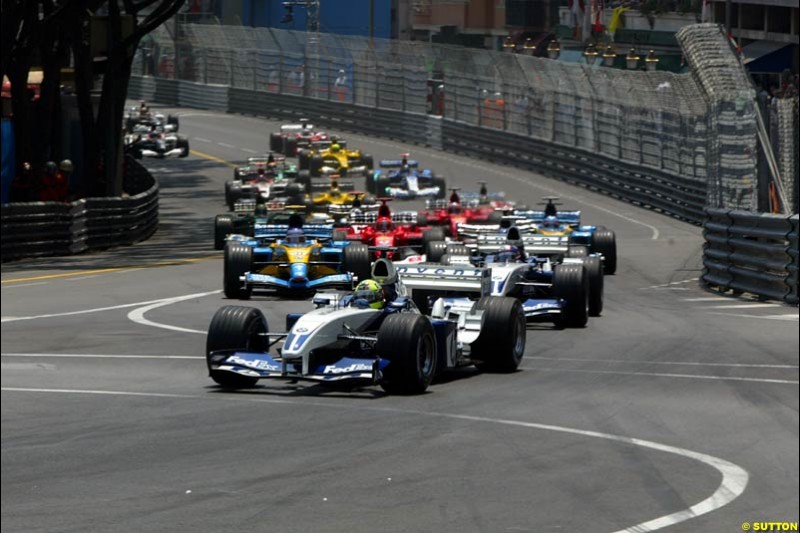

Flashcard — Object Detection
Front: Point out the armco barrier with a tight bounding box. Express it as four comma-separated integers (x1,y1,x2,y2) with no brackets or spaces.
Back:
702,208,796,303
1,157,158,261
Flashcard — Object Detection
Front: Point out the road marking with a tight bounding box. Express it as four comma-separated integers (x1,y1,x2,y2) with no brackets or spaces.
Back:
189,149,236,168
525,356,799,369
2,353,202,359
708,312,798,321
0,385,749,532
700,303,781,309
682,297,733,302
1,256,217,285
127,290,221,334
218,142,235,149
640,278,699,290
1,289,219,324
529,367,798,385
241,148,258,154
0,281,50,289
194,137,212,143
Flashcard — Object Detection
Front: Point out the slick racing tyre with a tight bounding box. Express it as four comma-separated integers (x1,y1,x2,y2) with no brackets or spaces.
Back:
471,296,526,373
566,245,589,259
377,313,436,395
432,176,447,199
224,243,253,300
215,214,234,250
227,182,242,210
269,133,283,153
362,154,374,170
422,227,446,246
284,136,298,156
295,170,312,193
424,240,448,263
553,263,588,328
206,306,267,389
592,229,617,275
583,255,604,317
343,243,371,283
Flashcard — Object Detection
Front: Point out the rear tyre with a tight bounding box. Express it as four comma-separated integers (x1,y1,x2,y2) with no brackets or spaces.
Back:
416,213,428,226
363,154,374,171
433,177,447,199
375,176,390,197
343,243,371,283
553,264,588,328
567,245,589,259
310,155,324,177
487,211,503,224
298,150,310,170
284,136,298,156
422,227,446,246
176,138,190,157
425,240,448,263
584,256,604,317
215,215,234,250
269,133,283,153
206,306,266,389
592,229,617,275
377,314,436,395
295,170,312,193
228,182,242,210
471,297,526,373
446,244,470,257
224,243,253,300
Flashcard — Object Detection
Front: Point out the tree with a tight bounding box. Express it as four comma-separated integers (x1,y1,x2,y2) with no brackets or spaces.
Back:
1,0,185,198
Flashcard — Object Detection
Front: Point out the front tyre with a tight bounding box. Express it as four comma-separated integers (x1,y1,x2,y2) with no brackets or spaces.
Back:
206,306,267,389
343,243,371,283
215,215,234,250
377,313,436,395
553,263,588,328
224,243,253,300
592,229,617,275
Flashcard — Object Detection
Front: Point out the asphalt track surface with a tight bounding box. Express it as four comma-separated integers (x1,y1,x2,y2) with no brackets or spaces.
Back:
2,106,798,533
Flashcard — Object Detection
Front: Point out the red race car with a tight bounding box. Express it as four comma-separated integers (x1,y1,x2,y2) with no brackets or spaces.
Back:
420,183,515,239
333,199,439,260
269,119,331,156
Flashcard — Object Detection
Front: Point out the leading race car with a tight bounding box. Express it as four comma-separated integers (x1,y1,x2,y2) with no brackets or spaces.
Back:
223,219,371,299
125,103,179,133
368,154,446,199
205,259,526,394
269,119,331,156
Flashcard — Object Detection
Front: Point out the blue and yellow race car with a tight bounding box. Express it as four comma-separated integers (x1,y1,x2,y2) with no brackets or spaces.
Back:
223,218,371,299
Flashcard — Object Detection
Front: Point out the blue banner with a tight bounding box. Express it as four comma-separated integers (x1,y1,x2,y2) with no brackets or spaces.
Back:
1,119,14,204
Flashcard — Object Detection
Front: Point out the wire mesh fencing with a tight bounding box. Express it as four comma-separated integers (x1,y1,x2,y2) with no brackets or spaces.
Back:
133,22,772,211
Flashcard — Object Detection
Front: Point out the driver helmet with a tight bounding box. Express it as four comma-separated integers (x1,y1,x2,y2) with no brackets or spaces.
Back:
542,215,560,231
330,143,341,153
285,227,306,244
448,202,462,215
498,244,522,262
353,279,385,310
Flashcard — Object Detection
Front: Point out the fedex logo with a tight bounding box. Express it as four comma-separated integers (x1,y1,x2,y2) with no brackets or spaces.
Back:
323,363,373,374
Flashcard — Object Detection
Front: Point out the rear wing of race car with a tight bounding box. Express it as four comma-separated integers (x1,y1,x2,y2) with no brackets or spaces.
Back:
311,180,355,192
456,219,536,238
233,199,257,213
327,203,380,216
253,223,334,241
460,191,506,201
469,234,570,255
396,264,491,296
515,209,582,226
379,159,419,168
344,211,419,225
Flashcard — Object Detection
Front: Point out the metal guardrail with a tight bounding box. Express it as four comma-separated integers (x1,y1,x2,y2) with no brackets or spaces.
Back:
702,208,798,304
1,157,159,261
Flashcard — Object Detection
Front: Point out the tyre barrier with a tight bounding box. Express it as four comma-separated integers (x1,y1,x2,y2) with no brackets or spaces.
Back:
702,208,798,304
1,157,158,261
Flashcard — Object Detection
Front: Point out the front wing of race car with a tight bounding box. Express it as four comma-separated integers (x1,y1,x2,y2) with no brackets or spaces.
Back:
210,350,386,382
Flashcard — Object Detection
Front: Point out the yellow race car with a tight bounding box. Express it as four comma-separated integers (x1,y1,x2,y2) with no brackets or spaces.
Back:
298,140,374,177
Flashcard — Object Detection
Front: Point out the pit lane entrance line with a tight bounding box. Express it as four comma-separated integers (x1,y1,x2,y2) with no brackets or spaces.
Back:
1,385,749,532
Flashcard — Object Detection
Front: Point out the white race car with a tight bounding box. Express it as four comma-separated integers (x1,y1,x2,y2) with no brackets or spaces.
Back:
205,259,526,394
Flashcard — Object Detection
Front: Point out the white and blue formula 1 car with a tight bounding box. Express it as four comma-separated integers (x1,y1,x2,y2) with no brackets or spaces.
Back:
205,259,526,394
400,228,603,328
368,155,447,199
